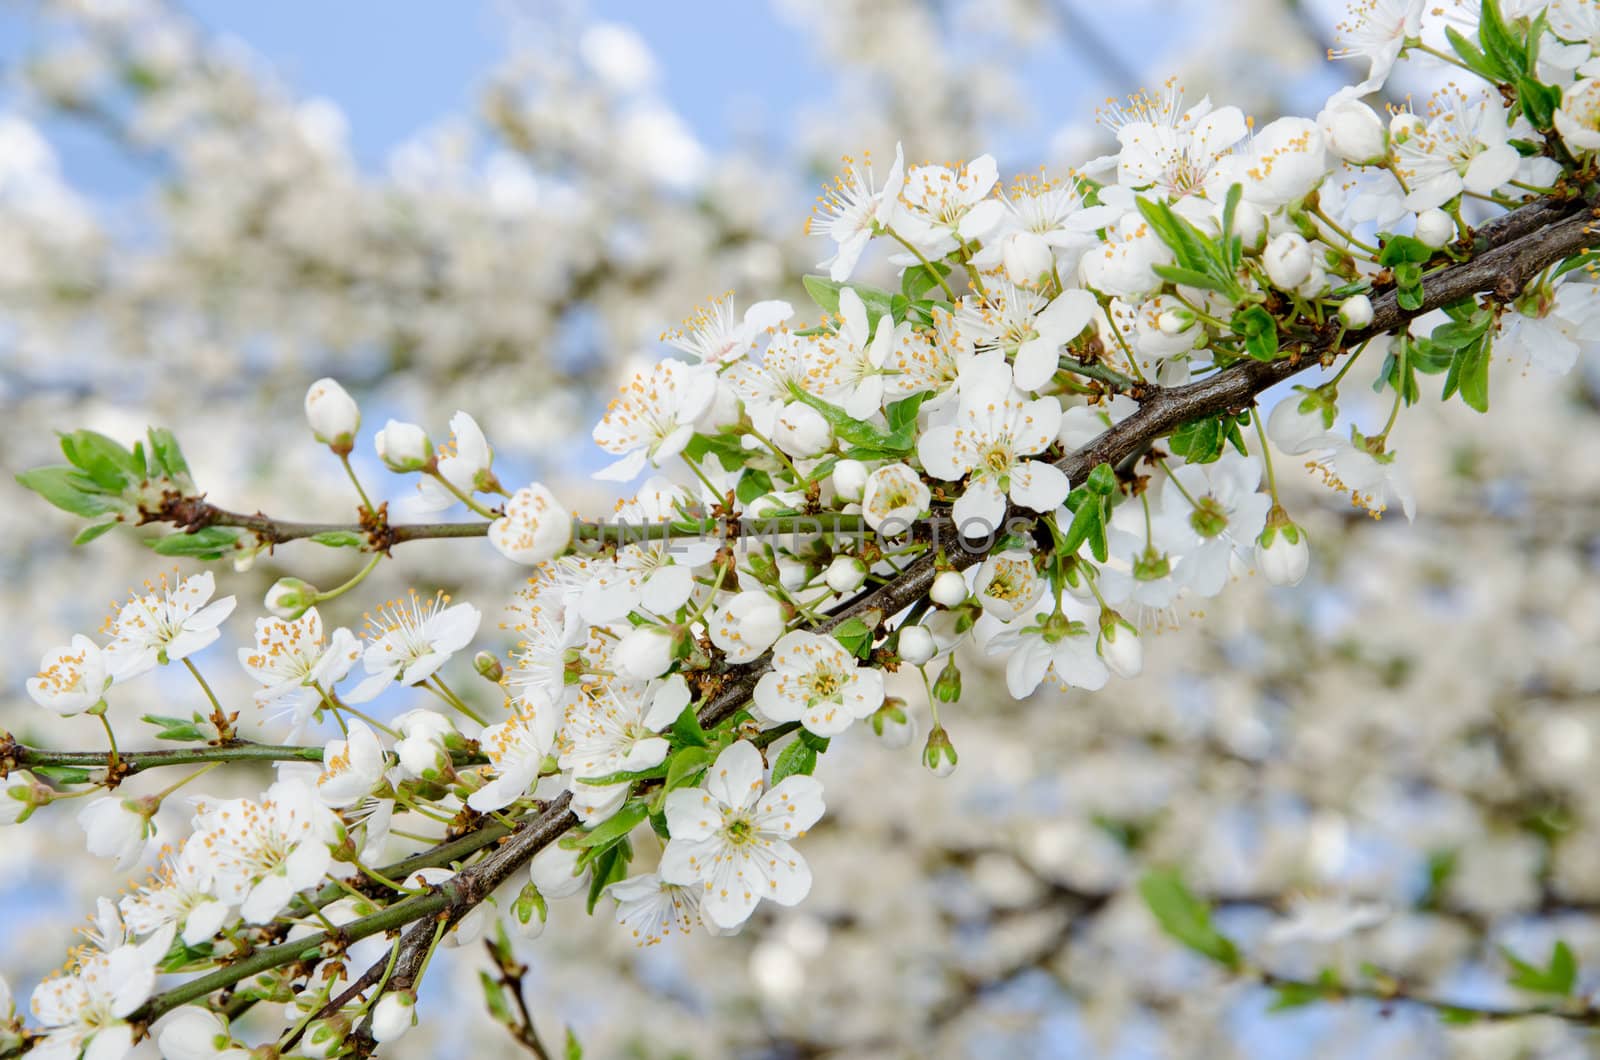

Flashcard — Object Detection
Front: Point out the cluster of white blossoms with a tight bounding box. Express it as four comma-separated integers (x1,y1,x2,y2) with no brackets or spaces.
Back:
8,2,1600,1055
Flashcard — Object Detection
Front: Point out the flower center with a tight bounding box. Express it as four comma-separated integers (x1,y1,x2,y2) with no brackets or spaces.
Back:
1189,498,1229,538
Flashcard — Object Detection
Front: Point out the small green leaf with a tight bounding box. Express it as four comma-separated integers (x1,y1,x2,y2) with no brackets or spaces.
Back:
664,746,712,791
1169,415,1228,464
584,838,632,914
565,1028,584,1060
1138,868,1241,969
309,530,365,549
16,466,125,519
141,713,210,742
1502,940,1578,995
671,704,708,748
831,616,875,659
147,526,245,559
770,739,818,784
736,468,774,506
801,276,897,329
576,802,647,852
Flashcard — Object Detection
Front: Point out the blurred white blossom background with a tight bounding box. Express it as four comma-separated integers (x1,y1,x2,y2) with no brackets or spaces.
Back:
5,0,1600,1056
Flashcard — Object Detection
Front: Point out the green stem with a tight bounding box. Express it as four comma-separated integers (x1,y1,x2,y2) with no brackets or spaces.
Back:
885,228,959,301
182,658,224,719
313,553,384,604
429,676,488,727
1251,407,1280,503
428,469,500,519
339,452,376,516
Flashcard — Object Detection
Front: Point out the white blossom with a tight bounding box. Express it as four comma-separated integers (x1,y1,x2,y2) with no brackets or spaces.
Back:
659,740,824,929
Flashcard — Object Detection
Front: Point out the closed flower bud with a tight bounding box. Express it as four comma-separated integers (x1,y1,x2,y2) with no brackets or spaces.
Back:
1097,613,1143,679
374,419,433,472
869,698,915,748
264,577,316,621
530,841,590,899
897,625,936,666
614,626,676,680
1256,507,1311,586
1296,265,1328,298
371,991,417,1043
1232,200,1267,252
922,724,958,777
301,1016,350,1059
932,656,962,703
0,772,46,825
1338,294,1374,329
824,555,868,594
1389,111,1425,145
771,401,832,458
1263,233,1313,290
304,378,360,453
1413,208,1454,249
510,880,549,938
831,459,869,503
157,1007,234,1060
1002,229,1055,285
929,570,969,608
1319,92,1388,164
473,650,504,683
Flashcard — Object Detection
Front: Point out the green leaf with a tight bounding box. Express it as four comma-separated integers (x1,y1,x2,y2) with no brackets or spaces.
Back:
147,526,244,559
1478,0,1528,79
770,739,818,784
664,746,712,791
73,521,120,546
1377,235,1435,267
1152,263,1232,294
309,530,365,549
1169,415,1227,464
479,971,515,1025
1446,25,1513,82
61,430,140,490
1502,940,1577,995
1442,334,1492,413
1060,486,1110,562
1517,77,1561,130
33,765,94,785
145,426,191,481
15,466,123,518
564,1028,584,1060
788,388,911,454
670,703,708,748
1138,868,1241,969
801,276,897,328
584,837,633,914
141,713,210,742
831,616,875,659
1231,305,1279,362
736,468,774,506
576,802,647,853
901,260,952,300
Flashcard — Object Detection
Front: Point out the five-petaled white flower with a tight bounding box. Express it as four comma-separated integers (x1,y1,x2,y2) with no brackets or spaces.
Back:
236,608,361,738
659,740,824,929
592,357,717,481
918,363,1070,533
987,611,1110,698
665,293,794,366
753,631,885,737
29,943,162,1060
120,839,230,948
26,635,109,717
1391,91,1520,212
1331,0,1424,94
346,590,481,702
189,778,341,924
316,719,389,808
957,284,1097,391
102,570,236,682
469,700,558,813
808,144,905,282
608,872,704,945
894,154,1005,257
560,675,690,784
1152,451,1273,597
